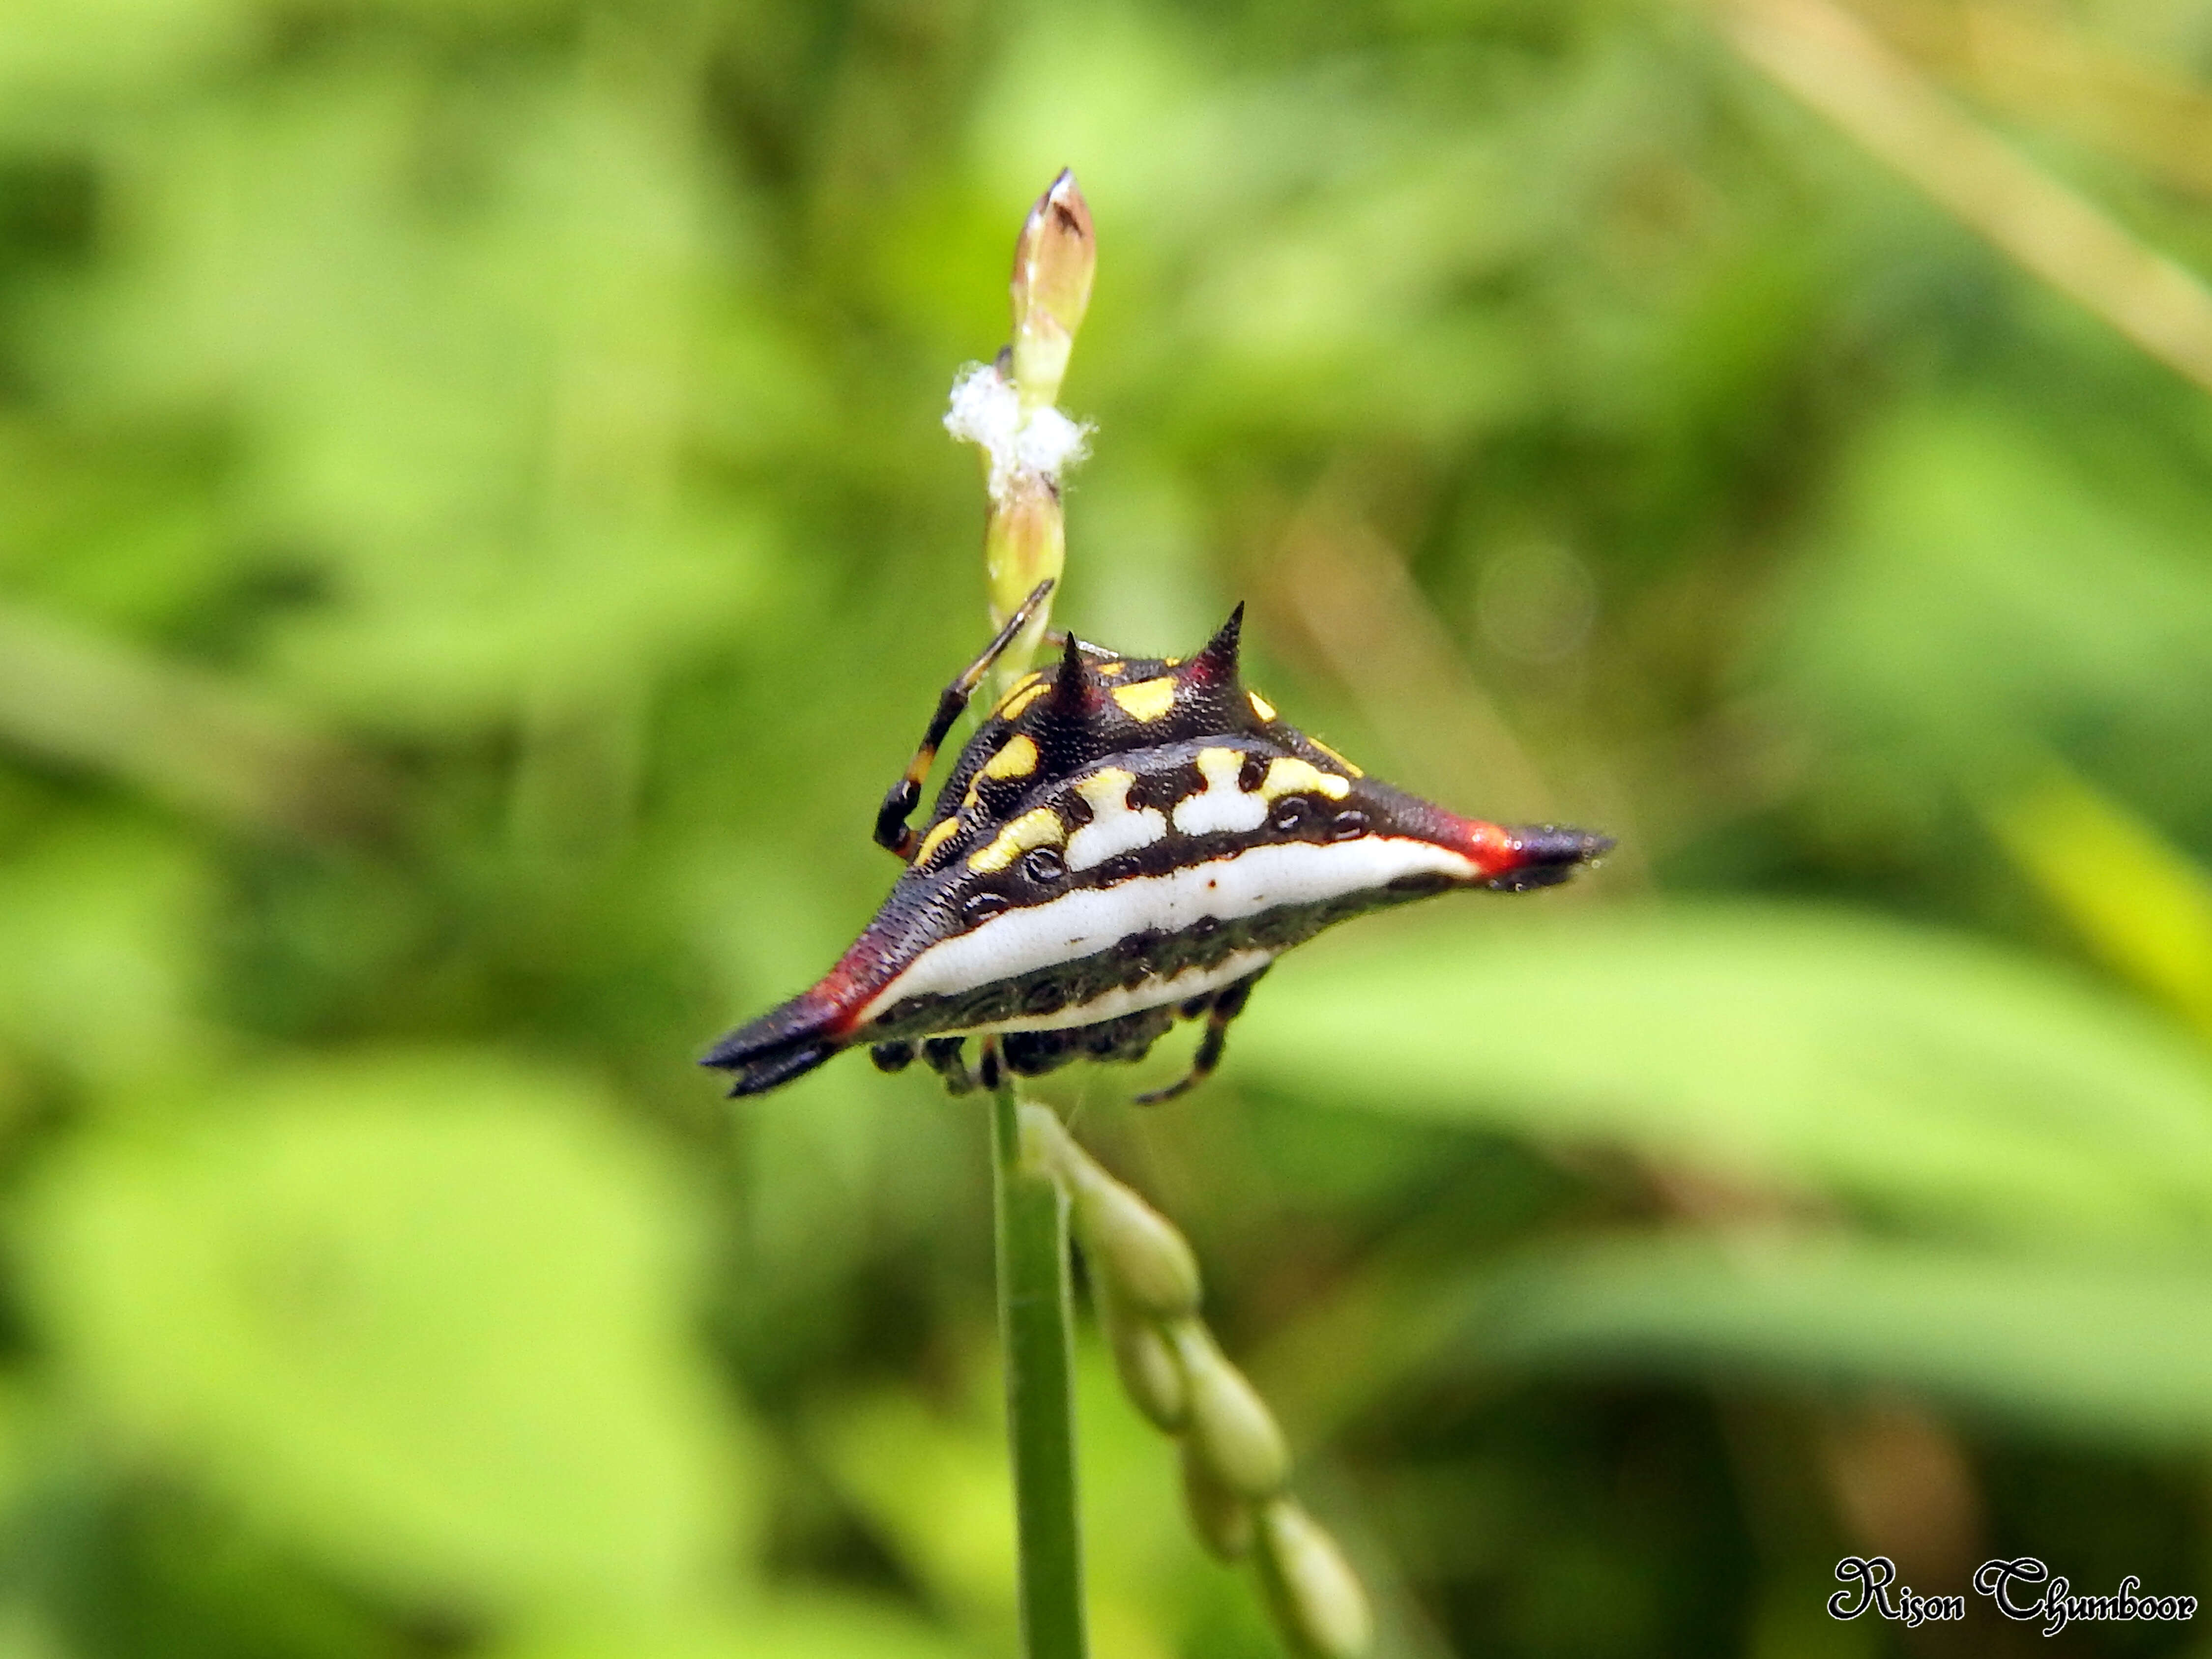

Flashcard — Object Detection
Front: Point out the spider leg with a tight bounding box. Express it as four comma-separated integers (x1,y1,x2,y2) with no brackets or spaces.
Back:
921,1035,973,1094
1134,965,1270,1105
922,1034,1015,1096
873,578,1056,859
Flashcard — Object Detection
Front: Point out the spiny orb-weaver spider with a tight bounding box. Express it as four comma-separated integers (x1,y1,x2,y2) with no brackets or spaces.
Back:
704,581,1611,1102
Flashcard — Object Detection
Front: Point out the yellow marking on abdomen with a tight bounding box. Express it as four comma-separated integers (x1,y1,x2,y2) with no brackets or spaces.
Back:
968,807,1066,873
1096,661,1126,676
992,670,1041,714
916,816,964,867
984,733,1039,780
1197,747,1245,785
1111,676,1177,722
1074,768,1137,813
1258,757,1351,803
963,732,1043,808
1308,737,1364,778
996,678,1048,722
1248,690,1277,721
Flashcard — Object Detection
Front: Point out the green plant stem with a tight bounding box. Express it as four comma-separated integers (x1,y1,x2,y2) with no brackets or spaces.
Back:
991,1065,1088,1659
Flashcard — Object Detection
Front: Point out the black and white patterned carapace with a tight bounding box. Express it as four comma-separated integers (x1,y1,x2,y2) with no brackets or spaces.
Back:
704,583,1610,1101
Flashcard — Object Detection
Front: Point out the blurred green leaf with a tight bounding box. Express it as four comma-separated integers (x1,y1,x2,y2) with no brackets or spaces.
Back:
59,54,769,731
0,420,230,637
0,0,247,99
1986,761,2212,1036
1236,904,2212,1248
0,818,213,1093
0,1599,69,1659
809,1355,1018,1638
1453,1230,2212,1446
0,600,380,837
497,1596,981,1659
1756,400,2212,784
25,1053,754,1620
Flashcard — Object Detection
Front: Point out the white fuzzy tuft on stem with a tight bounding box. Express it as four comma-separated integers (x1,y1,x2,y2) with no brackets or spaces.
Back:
946,360,1091,502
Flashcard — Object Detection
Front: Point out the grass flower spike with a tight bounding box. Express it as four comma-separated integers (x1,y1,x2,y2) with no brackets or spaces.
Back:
1026,1105,1374,1655
945,169,1096,648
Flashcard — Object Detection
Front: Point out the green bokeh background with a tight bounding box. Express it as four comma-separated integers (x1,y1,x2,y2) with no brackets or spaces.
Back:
0,0,2210,1653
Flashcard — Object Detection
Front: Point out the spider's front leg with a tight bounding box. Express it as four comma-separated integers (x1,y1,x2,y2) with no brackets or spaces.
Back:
873,579,1055,860
1135,965,1271,1105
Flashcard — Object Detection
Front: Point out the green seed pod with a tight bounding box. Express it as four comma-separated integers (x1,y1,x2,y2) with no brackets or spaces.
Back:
1097,1281,1187,1430
1018,1101,1071,1174
1180,1432,1253,1560
1024,1112,1201,1319
1170,1321,1288,1500
1067,1162,1201,1318
1255,1498,1372,1659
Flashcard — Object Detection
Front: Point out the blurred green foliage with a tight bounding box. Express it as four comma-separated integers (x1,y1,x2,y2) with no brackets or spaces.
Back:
0,0,2210,1654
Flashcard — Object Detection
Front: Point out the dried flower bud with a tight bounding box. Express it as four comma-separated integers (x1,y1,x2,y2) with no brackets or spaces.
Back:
1255,1498,1372,1659
1062,1164,1200,1321
1181,1433,1254,1561
1170,1320,1288,1500
1010,169,1095,409
1096,1281,1187,1431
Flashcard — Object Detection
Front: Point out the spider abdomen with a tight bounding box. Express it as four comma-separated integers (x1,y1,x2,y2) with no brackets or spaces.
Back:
703,606,1611,1098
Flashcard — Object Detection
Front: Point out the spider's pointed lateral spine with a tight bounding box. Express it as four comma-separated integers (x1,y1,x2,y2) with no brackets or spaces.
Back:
1049,627,1090,707
703,610,1611,1099
1185,602,1245,685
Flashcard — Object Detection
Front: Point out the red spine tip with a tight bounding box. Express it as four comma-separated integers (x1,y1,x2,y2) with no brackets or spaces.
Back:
1461,819,1516,876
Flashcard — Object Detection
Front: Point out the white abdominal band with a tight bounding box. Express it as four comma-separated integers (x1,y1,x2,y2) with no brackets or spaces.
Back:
858,837,1480,1031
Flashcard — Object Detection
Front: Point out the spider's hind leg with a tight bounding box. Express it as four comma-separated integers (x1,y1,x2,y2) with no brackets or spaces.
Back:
873,579,1055,859
922,1036,975,1095
1134,965,1271,1106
